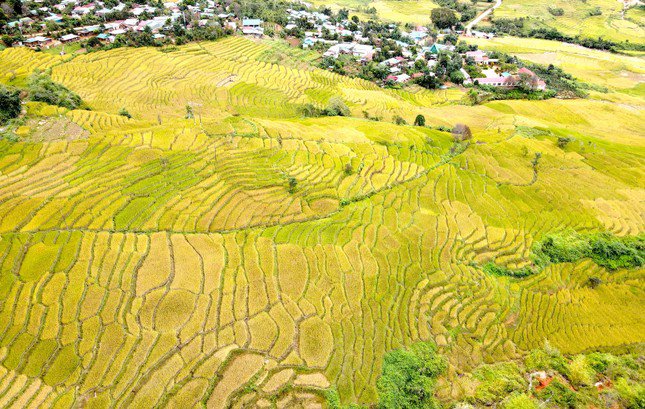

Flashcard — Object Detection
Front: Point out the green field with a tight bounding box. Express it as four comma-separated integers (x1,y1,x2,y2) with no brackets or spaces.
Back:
0,36,643,407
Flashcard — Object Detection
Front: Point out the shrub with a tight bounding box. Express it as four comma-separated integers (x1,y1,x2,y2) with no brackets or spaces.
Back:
28,72,82,110
557,136,572,148
376,341,446,409
525,343,569,376
589,234,644,270
287,177,297,193
0,85,21,124
586,352,611,373
452,123,472,141
537,380,578,409
502,393,538,409
588,6,602,16
118,107,132,119
301,103,324,117
473,362,527,405
533,232,644,270
414,114,426,127
614,377,645,409
393,115,407,125
326,97,350,117
548,7,565,16
587,277,602,288
569,355,595,387
482,262,534,278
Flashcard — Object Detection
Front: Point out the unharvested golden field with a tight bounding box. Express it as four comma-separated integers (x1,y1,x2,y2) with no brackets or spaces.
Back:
0,36,643,407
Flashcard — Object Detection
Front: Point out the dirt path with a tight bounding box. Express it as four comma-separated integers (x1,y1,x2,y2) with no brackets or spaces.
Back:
466,0,502,35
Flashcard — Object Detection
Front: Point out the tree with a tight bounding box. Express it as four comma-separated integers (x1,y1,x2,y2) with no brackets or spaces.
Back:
517,72,539,92
431,7,457,29
414,114,426,127
0,85,21,124
377,341,446,409
452,123,472,141
449,70,465,84
325,97,350,117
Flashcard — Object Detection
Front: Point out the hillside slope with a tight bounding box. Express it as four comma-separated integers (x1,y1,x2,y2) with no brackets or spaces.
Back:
0,37,643,407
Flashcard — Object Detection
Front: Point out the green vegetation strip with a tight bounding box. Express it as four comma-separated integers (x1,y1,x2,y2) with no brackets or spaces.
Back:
482,231,644,278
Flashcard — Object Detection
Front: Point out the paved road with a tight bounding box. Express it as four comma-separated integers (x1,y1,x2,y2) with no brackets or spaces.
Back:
465,0,502,35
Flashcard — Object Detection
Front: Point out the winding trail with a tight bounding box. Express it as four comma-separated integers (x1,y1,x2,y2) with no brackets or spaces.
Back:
466,0,502,35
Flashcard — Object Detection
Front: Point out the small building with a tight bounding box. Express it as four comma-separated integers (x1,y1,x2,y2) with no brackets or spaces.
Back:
323,43,374,61
242,18,263,28
386,74,411,83
24,36,52,48
464,50,498,65
59,33,79,42
429,43,455,54
241,18,263,36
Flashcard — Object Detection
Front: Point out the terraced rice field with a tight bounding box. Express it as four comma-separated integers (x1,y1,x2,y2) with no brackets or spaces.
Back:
0,36,643,407
309,0,440,24
492,0,645,43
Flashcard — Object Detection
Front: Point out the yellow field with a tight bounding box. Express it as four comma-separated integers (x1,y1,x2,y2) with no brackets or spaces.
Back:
309,0,440,24
0,36,643,407
492,0,645,43
466,36,645,93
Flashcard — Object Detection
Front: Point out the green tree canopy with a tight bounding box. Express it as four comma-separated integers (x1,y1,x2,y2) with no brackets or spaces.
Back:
377,341,446,409
431,7,458,29
0,85,21,124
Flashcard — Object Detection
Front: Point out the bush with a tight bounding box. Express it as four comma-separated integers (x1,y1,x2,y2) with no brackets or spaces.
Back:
377,341,446,409
325,97,350,117
393,115,407,125
28,72,82,110
525,344,569,376
483,262,534,278
588,6,602,16
537,380,578,409
452,123,472,141
473,362,527,405
569,355,595,387
548,7,565,16
502,393,538,409
557,136,572,148
118,107,132,119
0,85,21,124
533,232,644,270
287,177,297,193
589,234,644,270
614,377,645,409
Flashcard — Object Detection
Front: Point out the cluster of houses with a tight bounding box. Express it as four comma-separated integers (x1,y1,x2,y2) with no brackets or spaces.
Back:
317,23,546,91
7,0,546,92
6,0,272,48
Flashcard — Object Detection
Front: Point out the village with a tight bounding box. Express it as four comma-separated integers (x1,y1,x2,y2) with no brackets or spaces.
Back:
3,0,548,93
